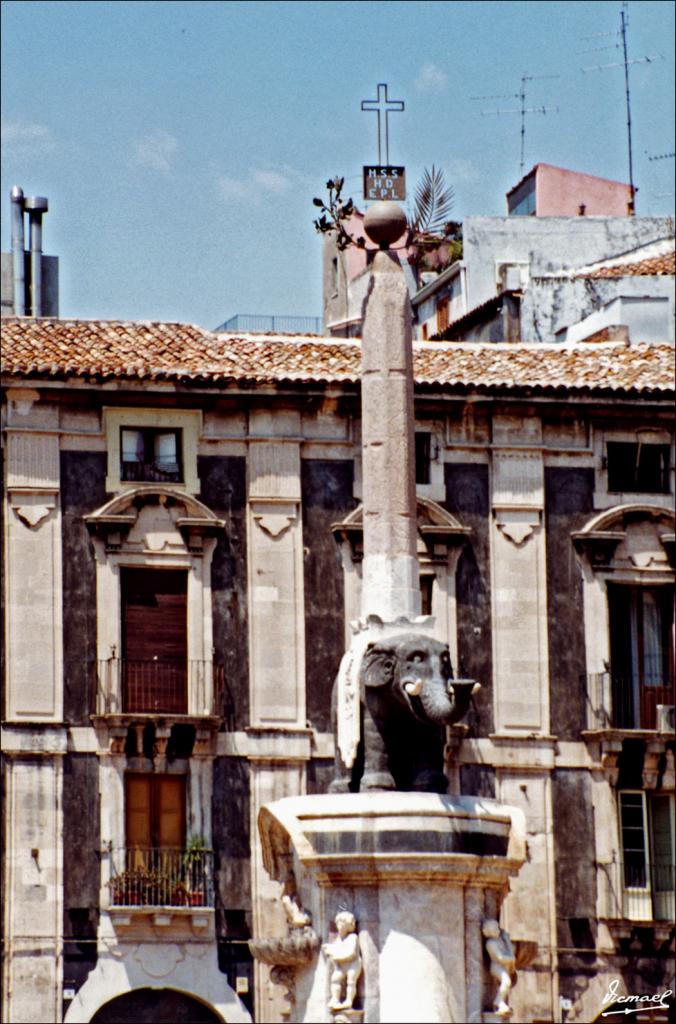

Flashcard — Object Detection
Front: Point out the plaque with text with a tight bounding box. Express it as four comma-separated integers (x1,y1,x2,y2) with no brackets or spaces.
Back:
363,166,406,201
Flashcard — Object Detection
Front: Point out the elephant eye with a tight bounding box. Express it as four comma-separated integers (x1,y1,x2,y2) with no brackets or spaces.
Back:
408,651,425,663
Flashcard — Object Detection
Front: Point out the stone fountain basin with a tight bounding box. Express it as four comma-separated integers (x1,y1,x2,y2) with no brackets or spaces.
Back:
259,793,526,887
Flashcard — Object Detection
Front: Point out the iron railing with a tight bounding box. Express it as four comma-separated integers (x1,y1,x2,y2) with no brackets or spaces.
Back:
107,846,214,908
619,858,675,921
97,658,226,716
585,672,674,730
215,313,322,334
121,460,182,483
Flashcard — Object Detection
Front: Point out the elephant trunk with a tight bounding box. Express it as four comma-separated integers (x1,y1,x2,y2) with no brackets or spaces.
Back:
417,684,457,725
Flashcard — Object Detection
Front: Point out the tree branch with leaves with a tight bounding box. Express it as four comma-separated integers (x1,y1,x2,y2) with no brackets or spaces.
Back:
313,177,366,251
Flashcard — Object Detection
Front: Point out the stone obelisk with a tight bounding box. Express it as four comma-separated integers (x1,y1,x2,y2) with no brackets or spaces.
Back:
335,201,431,773
251,201,527,1024
360,201,421,622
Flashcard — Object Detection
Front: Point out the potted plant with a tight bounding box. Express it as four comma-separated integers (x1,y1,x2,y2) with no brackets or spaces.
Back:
171,880,189,906
183,834,208,906
107,867,147,906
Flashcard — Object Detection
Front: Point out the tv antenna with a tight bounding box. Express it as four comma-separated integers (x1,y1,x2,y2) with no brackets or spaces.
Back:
471,72,559,176
581,2,664,214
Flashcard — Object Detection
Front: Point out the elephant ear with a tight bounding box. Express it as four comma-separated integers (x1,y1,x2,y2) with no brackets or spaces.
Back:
361,643,396,688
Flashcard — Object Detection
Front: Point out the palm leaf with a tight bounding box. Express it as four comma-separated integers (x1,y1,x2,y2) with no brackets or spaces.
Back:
410,165,455,236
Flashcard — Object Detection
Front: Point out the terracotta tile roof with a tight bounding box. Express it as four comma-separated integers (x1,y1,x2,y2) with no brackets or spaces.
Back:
1,318,673,395
577,249,675,278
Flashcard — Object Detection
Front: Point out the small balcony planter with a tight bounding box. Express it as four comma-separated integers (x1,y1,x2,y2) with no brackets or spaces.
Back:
107,867,152,906
171,882,189,906
108,845,214,910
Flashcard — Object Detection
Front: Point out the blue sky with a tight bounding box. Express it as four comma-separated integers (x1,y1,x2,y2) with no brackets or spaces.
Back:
1,0,674,327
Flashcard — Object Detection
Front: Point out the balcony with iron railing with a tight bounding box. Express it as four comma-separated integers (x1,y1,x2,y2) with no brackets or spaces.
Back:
585,670,674,732
96,657,229,718
107,846,214,909
603,857,676,923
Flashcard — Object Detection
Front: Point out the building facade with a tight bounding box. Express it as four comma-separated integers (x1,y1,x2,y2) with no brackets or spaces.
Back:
414,217,674,344
1,319,674,1024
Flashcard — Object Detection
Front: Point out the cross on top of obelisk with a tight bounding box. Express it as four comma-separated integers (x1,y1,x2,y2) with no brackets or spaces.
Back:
361,83,404,164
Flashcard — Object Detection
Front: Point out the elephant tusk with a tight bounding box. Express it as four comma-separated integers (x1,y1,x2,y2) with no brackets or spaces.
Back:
471,682,481,694
404,679,423,697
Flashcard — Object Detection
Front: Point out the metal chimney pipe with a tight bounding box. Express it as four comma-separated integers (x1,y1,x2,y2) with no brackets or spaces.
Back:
10,186,25,315
24,195,49,316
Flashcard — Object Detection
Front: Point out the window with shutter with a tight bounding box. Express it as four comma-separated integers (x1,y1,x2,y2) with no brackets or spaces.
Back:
125,774,186,850
436,296,449,333
608,584,674,729
121,568,188,713
618,790,675,921
606,441,670,494
120,427,183,483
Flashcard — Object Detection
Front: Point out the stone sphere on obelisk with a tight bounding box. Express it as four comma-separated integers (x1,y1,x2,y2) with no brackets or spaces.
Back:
360,200,421,623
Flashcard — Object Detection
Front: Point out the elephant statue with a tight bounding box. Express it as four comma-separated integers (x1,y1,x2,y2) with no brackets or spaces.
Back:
330,633,478,794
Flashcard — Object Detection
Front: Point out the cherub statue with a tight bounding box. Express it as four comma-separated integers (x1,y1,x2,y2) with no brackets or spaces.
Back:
322,910,362,1012
482,918,516,1018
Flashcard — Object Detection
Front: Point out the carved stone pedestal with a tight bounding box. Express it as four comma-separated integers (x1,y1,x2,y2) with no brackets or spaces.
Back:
254,793,526,1024
332,1009,365,1024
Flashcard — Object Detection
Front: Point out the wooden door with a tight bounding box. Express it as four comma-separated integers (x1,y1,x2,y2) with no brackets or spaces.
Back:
125,774,186,899
121,568,188,713
125,774,186,849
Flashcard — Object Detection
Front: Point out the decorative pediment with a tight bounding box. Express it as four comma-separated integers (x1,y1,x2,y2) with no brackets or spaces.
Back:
85,486,225,552
332,497,470,562
572,504,674,572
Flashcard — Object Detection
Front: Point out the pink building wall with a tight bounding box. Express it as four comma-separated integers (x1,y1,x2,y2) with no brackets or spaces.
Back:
508,164,633,217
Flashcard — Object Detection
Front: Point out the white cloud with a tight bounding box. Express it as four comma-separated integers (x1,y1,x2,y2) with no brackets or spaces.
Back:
446,158,477,184
415,62,448,92
216,175,249,201
252,169,293,193
216,165,303,203
132,129,177,174
1,119,56,157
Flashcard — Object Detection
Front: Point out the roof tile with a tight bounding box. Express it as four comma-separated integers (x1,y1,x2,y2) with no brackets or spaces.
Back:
1,318,673,394
579,250,675,278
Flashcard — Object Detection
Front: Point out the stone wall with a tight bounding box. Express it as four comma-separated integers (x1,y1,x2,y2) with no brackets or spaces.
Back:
301,458,356,733
198,456,249,728
212,756,251,931
522,273,675,344
544,467,594,739
61,452,106,724
62,753,100,999
443,463,494,736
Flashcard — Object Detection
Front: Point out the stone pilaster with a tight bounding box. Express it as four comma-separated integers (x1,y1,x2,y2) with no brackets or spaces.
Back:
3,394,65,1024
248,746,310,1024
246,427,310,1021
2,729,66,1024
490,425,549,734
496,757,559,1024
5,426,63,721
247,438,306,726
